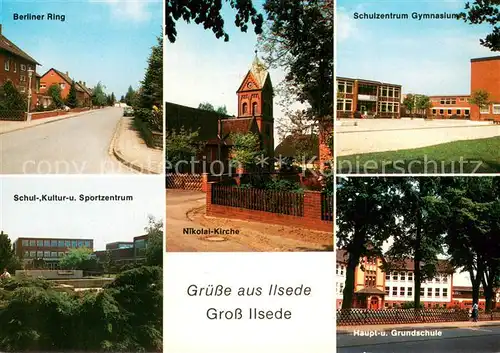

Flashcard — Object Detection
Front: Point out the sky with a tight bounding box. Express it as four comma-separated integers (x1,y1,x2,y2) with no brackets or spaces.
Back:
165,0,302,147
337,0,496,96
0,176,164,251
0,0,162,98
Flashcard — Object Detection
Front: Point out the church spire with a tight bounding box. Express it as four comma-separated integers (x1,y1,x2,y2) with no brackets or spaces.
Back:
250,51,268,88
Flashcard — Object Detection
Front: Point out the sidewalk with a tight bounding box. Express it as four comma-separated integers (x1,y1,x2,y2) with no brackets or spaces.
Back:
337,320,500,334
111,116,163,174
0,109,99,135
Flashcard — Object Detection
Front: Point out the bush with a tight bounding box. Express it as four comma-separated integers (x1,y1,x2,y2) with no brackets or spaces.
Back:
401,301,424,309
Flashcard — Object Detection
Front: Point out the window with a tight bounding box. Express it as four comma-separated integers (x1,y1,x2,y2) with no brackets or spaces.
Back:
24,251,30,258
400,272,406,281
386,273,390,280
408,272,413,281
252,102,258,116
58,240,64,247
480,105,490,114
465,109,470,115
29,240,36,246
435,276,441,283
78,240,83,247
242,102,248,114
407,287,413,296
394,89,400,98
393,272,398,280
339,283,344,294
40,84,46,89
44,251,50,257
392,287,397,296
440,99,445,105
447,109,452,115
420,287,424,296
22,240,29,246
451,99,456,104
50,252,57,258
21,64,26,71
51,240,57,247
59,252,65,257
72,240,77,248
427,288,432,297
435,288,440,297
13,62,17,73
443,275,448,283
340,266,344,276
493,104,500,115
43,240,50,247
30,251,36,257
4,59,9,71
385,286,390,295
336,264,339,274
459,97,465,102
439,109,444,115
65,240,70,247
400,287,405,296
337,81,353,94
60,83,66,89
443,288,448,297
337,99,353,111
432,109,437,115
37,240,43,247
456,109,461,115
37,251,43,258
19,86,26,93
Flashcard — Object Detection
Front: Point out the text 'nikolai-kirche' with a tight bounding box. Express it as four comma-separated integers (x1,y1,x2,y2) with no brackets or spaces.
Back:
13,13,66,22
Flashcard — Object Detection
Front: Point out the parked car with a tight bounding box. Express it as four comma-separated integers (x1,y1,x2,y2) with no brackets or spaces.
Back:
62,105,70,112
123,106,134,116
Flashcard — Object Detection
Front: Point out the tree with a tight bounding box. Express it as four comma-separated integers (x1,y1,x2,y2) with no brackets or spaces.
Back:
136,35,162,110
336,177,400,309
125,86,136,106
384,178,448,309
402,94,415,115
0,231,20,273
166,0,264,43
91,82,107,107
120,95,125,103
459,1,500,51
198,102,228,115
0,81,27,111
144,216,163,267
415,95,432,117
165,127,200,168
216,105,228,115
65,80,78,108
103,250,115,275
259,0,333,128
47,84,64,108
110,92,116,106
469,89,491,116
229,132,263,171
59,247,93,270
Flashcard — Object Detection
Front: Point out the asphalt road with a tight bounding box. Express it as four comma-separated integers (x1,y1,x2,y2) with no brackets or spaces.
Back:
338,326,500,353
0,107,135,174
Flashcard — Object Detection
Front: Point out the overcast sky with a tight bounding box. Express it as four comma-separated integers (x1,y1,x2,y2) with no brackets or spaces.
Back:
0,176,164,251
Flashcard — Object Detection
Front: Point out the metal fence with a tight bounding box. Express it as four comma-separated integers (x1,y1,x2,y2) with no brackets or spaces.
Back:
211,185,304,217
337,308,474,326
0,109,26,121
321,193,333,221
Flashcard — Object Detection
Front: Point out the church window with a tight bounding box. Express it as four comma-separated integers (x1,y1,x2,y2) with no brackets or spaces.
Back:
242,102,248,114
252,102,258,115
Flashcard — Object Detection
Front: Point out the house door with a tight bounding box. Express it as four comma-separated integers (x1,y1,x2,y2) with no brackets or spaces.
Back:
370,296,379,310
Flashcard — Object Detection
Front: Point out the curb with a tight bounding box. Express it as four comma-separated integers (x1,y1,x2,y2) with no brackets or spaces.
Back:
110,117,160,175
0,108,104,136
337,322,500,335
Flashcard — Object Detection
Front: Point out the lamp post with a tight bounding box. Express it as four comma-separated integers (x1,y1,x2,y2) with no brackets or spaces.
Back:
27,68,34,122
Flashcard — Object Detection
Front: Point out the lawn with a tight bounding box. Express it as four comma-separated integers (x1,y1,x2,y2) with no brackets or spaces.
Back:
337,136,500,174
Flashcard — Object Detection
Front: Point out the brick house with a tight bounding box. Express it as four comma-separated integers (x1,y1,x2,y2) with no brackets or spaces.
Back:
39,68,92,107
0,24,40,109
470,56,500,120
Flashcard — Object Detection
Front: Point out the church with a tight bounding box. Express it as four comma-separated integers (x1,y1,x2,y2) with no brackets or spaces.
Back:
166,53,275,173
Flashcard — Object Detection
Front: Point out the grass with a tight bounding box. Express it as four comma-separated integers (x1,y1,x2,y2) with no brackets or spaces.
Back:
337,136,500,174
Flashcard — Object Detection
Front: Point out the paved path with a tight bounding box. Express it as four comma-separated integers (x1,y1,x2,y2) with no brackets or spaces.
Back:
337,118,500,156
0,107,137,174
338,323,500,353
166,189,333,252
112,116,163,174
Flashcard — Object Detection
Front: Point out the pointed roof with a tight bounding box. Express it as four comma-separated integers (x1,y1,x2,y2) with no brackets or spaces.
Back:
250,53,269,88
0,29,40,65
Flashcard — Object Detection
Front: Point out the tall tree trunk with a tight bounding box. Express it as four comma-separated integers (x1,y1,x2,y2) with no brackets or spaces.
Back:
481,268,496,312
470,266,483,306
342,231,364,309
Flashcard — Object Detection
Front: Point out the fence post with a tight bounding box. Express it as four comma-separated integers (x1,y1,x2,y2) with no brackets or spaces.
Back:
201,173,208,193
206,182,214,216
304,191,321,220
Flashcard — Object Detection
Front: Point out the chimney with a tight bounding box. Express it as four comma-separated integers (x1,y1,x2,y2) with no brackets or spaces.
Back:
66,71,69,77
83,82,86,86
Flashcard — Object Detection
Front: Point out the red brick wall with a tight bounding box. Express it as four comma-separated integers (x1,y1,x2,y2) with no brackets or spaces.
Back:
30,107,90,120
206,182,332,232
39,69,71,99
319,124,333,170
0,52,38,109
471,57,500,120
429,95,472,119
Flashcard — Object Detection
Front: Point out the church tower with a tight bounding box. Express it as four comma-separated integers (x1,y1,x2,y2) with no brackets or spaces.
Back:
236,52,274,159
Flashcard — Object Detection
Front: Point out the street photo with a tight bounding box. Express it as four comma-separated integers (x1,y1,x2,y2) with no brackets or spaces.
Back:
336,0,500,174
0,0,163,174
165,0,333,251
336,176,500,353
0,175,163,352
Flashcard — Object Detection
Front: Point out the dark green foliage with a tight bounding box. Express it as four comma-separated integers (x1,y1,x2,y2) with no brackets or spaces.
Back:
144,217,163,267
125,86,135,106
0,231,21,273
0,266,162,352
165,0,263,43
136,35,162,110
459,1,500,51
47,84,64,108
66,81,78,108
0,81,27,111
